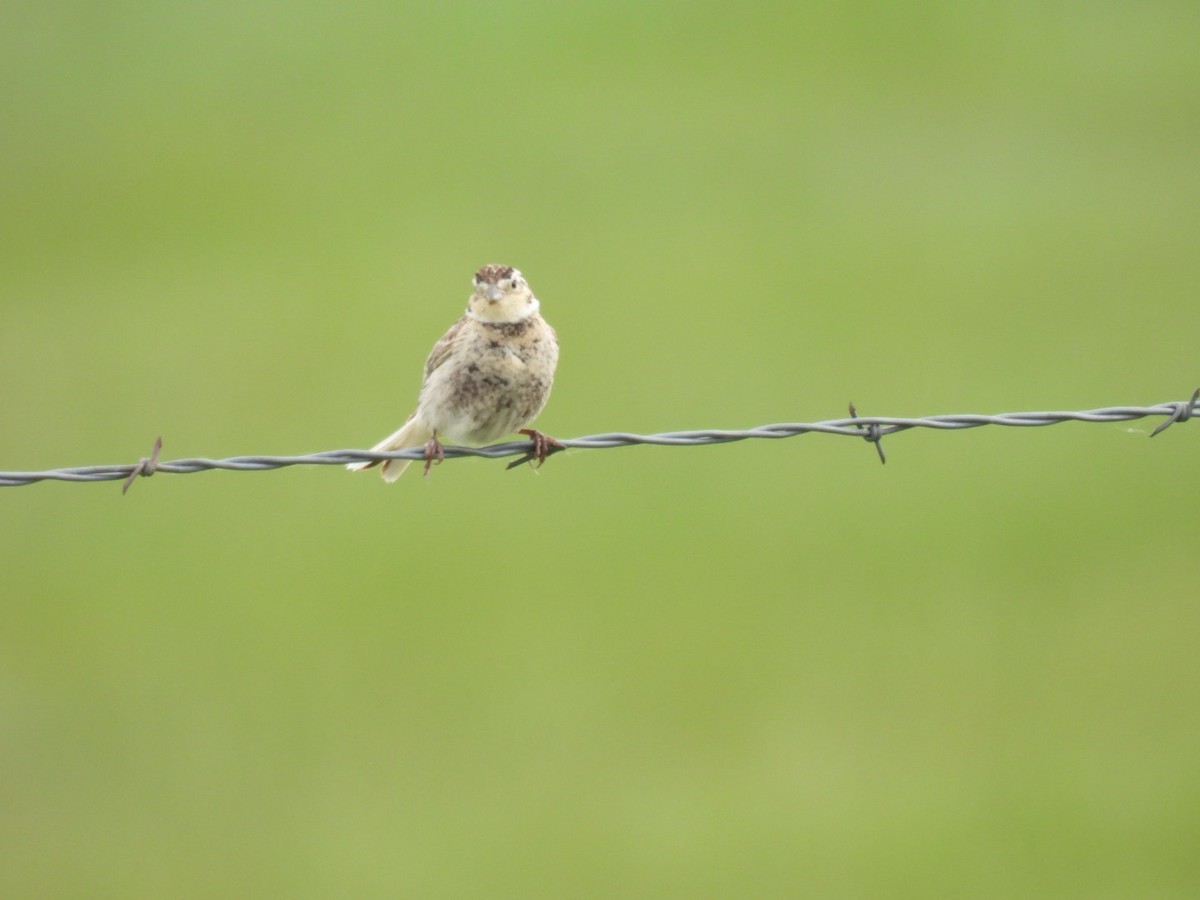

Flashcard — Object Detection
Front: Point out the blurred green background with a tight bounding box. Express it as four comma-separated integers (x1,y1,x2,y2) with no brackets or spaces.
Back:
2,2,1198,897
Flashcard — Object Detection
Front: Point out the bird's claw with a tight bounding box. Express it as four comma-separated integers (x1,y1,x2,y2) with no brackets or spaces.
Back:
422,436,445,477
506,429,564,470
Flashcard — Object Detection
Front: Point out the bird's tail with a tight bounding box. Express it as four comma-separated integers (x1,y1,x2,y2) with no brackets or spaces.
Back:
346,416,432,482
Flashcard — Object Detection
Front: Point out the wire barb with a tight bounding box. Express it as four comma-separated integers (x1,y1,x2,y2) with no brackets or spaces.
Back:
1150,387,1199,437
848,403,886,465
0,397,1194,489
121,436,163,494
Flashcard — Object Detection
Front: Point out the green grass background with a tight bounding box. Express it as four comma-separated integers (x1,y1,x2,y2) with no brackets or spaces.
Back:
2,2,1198,897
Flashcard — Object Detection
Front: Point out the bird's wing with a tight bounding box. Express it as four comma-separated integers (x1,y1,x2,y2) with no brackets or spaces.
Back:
423,315,468,379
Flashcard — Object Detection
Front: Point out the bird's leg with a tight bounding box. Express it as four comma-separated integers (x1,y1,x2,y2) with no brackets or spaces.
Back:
422,433,445,477
517,428,564,467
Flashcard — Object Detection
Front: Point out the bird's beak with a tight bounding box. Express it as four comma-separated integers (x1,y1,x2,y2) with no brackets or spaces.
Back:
485,284,504,302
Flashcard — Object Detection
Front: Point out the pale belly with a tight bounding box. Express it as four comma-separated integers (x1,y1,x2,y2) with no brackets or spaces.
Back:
420,339,555,445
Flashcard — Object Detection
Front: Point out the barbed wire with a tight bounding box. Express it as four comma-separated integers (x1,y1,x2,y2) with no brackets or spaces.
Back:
1,393,1195,491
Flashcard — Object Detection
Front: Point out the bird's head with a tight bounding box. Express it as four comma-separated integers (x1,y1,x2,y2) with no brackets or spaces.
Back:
468,264,538,323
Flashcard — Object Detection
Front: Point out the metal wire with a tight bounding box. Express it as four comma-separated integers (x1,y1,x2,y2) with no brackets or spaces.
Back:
1,394,1195,489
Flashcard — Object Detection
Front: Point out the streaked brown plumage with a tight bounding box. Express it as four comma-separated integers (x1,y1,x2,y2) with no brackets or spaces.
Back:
348,265,559,481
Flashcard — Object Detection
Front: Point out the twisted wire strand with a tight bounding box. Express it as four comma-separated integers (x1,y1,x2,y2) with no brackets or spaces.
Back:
1,396,1194,489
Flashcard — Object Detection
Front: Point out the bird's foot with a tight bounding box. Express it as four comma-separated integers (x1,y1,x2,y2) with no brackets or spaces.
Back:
422,435,445,477
506,428,564,470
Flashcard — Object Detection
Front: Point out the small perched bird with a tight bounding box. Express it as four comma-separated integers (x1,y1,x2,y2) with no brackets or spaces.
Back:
348,264,560,481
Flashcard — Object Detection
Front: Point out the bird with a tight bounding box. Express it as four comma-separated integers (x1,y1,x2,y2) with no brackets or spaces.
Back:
348,264,560,481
